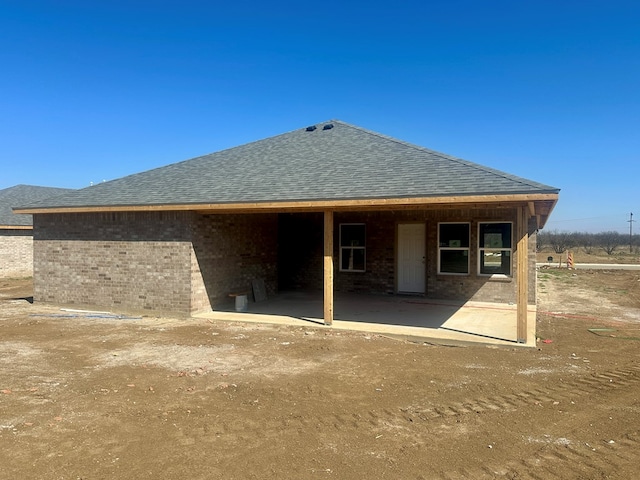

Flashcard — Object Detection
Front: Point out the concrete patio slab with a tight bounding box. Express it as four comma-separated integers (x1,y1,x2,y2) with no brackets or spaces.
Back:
194,292,537,347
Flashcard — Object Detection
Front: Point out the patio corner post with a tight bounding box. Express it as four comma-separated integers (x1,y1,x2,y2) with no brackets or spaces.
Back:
516,205,529,343
323,210,334,326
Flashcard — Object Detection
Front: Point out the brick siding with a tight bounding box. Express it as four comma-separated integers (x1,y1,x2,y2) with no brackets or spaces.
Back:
32,207,536,315
191,213,278,312
33,211,279,315
281,208,536,304
34,212,193,314
0,230,33,278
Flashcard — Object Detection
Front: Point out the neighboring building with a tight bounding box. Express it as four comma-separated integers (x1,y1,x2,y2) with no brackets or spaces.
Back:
15,121,559,342
0,185,74,277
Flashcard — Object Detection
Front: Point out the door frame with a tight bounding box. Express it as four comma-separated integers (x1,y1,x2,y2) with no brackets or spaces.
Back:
396,222,427,294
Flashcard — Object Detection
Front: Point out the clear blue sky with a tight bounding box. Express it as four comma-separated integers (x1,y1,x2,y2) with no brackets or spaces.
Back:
1,1,638,233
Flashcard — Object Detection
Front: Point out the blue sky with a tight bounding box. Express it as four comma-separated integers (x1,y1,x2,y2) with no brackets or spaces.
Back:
1,1,638,233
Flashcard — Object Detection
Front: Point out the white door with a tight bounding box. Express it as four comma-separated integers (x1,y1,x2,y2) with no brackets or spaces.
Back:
398,223,426,293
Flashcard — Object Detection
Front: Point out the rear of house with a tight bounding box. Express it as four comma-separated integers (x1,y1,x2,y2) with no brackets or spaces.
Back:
15,121,559,343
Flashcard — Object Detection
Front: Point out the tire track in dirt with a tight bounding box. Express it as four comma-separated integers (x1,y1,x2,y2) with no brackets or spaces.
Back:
440,432,640,479
174,364,640,437
433,363,640,479
9,371,640,478
402,364,640,423
161,363,640,476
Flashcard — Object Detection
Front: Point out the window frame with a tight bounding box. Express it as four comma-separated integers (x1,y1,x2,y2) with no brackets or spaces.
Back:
477,221,513,277
339,223,366,272
437,222,470,275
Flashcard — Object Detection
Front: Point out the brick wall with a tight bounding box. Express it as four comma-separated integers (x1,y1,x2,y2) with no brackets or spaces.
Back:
31,207,535,315
190,241,209,314
33,211,279,315
425,208,519,303
191,213,279,311
334,211,396,294
34,212,193,314
279,208,534,304
0,230,33,278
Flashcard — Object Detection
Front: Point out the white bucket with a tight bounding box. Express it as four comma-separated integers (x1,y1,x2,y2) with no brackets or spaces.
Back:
235,294,248,312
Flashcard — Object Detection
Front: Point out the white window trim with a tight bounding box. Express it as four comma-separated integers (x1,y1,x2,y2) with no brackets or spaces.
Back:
477,221,513,277
437,222,470,275
339,223,366,272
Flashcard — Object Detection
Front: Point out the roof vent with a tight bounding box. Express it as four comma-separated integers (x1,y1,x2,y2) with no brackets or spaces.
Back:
322,123,334,130
306,125,317,132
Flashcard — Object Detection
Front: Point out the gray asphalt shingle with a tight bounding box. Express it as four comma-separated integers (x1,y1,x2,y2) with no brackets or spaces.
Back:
18,120,559,210
0,185,75,226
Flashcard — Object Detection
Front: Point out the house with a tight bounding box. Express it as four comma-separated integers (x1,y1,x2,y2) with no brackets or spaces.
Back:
0,185,74,278
15,120,559,343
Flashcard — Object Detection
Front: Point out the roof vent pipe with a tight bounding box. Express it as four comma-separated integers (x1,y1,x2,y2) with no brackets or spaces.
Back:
322,123,334,130
306,125,317,132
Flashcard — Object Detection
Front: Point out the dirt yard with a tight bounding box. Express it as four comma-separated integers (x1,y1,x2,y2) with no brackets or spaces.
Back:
1,270,639,479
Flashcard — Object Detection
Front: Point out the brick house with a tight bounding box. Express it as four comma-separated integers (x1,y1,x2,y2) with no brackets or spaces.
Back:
16,121,559,342
1,185,73,278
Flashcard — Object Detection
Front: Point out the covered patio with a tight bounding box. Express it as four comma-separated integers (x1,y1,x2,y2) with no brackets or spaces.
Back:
195,291,538,347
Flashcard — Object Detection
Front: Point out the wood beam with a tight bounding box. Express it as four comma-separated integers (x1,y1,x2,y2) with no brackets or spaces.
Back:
323,210,334,326
13,193,559,215
516,206,529,343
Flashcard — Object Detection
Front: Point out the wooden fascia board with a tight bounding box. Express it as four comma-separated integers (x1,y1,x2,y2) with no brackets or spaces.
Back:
13,193,560,215
0,225,32,230
536,198,559,230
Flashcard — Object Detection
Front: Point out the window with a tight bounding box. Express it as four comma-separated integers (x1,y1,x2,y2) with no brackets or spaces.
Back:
339,224,366,272
438,223,470,274
478,222,512,276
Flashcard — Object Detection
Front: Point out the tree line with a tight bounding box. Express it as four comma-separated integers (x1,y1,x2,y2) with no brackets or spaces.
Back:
537,230,639,255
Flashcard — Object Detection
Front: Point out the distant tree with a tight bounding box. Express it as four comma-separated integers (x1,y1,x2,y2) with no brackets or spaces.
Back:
568,231,581,251
536,231,547,253
576,232,595,254
631,234,640,254
538,230,640,256
596,231,623,255
545,230,575,254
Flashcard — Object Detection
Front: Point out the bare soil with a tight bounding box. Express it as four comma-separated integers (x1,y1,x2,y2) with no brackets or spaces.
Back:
1,271,639,479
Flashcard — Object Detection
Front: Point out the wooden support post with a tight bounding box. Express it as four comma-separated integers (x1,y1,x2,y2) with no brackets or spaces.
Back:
516,206,529,343
323,210,334,326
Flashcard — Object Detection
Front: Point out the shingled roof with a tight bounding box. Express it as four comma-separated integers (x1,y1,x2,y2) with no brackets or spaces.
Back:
15,120,559,218
0,185,74,227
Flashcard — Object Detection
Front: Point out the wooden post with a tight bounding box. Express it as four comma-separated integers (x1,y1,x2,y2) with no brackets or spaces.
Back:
323,210,334,325
516,206,529,343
